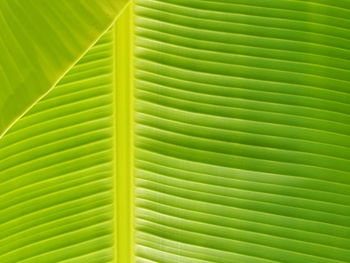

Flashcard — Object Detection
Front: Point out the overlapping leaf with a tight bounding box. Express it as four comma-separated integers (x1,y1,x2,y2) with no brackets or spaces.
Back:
0,30,115,262
0,0,127,137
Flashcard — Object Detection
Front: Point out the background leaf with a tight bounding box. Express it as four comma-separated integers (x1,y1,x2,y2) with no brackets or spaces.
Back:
0,0,127,137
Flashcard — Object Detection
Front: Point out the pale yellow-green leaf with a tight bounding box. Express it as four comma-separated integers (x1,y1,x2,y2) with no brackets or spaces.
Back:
0,0,128,137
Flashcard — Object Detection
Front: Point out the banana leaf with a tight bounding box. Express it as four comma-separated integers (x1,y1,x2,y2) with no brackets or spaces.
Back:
1,0,350,262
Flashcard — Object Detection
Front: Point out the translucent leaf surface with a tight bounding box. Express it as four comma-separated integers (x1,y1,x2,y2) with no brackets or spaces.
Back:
0,30,114,263
2,0,350,262
0,0,127,137
134,0,350,262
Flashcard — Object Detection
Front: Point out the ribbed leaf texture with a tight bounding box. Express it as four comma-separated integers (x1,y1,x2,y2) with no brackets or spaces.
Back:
2,0,350,262
135,0,350,262
0,32,114,263
0,0,127,137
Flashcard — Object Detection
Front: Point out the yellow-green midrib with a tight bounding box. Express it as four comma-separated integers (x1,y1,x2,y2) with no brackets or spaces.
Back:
114,4,135,263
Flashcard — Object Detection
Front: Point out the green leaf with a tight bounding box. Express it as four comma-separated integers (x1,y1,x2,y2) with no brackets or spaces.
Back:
0,30,115,263
0,0,128,137
0,1,134,261
2,0,350,262
134,0,350,262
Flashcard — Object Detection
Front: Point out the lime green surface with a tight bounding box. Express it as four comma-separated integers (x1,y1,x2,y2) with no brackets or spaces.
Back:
134,0,350,262
2,0,350,262
0,0,128,138
0,31,115,263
